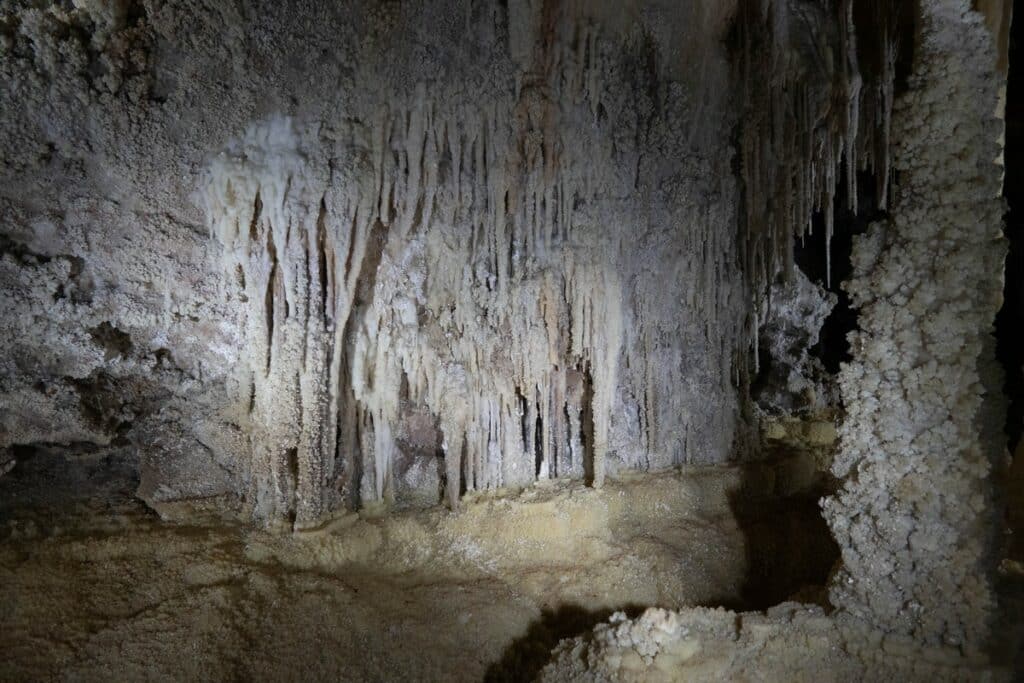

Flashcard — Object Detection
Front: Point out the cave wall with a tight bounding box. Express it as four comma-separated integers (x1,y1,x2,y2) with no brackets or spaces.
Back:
200,2,758,526
1,0,768,527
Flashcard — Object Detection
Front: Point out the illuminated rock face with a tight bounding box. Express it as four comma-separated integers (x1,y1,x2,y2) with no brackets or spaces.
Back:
190,0,911,528
199,6,749,526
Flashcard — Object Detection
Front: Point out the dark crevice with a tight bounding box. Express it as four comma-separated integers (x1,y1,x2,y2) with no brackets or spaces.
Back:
265,227,278,374
484,605,645,683
580,363,595,486
892,0,919,99
516,387,530,456
997,8,1024,452
794,168,888,376
457,435,468,497
88,321,133,361
534,410,544,478
342,209,360,284
317,196,330,326
352,219,389,308
234,263,248,301
153,347,174,368
563,402,573,475
286,447,299,527
68,371,134,435
249,190,263,242
0,234,53,265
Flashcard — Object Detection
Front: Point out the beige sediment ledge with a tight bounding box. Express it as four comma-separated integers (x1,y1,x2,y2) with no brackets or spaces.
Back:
0,459,828,681
164,458,829,587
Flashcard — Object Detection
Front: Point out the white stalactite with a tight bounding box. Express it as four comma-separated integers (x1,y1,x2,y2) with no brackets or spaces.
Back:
203,3,749,526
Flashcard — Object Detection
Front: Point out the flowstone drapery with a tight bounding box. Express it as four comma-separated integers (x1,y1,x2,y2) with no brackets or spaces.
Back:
201,3,748,526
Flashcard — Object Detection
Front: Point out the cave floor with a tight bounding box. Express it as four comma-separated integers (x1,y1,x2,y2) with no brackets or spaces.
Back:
0,449,833,682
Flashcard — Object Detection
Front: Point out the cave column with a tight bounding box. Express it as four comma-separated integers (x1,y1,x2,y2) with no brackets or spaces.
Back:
823,0,1008,651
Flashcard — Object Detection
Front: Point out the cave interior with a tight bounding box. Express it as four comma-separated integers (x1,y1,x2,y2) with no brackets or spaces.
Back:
1,0,1023,680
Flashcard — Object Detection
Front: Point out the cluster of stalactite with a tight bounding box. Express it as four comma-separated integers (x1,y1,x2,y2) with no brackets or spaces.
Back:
735,0,905,299
204,99,634,525
202,0,916,528
202,8,699,527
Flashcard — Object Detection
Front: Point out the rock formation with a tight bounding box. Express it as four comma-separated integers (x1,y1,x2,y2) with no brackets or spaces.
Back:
0,0,1018,677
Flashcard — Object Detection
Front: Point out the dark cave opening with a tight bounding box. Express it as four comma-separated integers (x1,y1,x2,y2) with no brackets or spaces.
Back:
996,4,1024,453
793,169,888,377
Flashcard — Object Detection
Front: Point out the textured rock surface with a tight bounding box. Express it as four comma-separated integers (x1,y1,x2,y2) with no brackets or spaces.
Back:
753,267,837,415
539,605,1009,682
0,0,759,528
0,0,1015,671
0,0,909,530
822,0,1007,649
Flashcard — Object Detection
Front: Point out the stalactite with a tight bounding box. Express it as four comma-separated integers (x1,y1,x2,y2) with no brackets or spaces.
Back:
203,1,754,526
736,0,904,343
204,118,381,527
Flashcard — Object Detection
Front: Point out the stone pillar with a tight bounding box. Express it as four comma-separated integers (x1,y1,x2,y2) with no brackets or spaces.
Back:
823,0,1007,650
